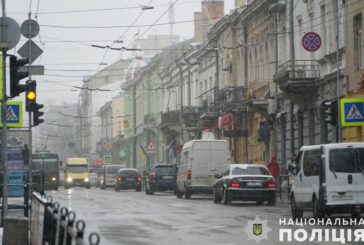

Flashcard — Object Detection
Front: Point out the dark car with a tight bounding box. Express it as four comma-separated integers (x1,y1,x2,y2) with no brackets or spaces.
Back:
115,168,142,192
145,164,177,195
212,164,276,205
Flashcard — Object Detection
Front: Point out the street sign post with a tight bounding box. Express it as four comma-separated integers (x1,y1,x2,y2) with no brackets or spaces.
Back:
302,32,321,52
0,101,23,128
340,98,364,127
20,19,40,38
17,39,43,64
146,142,157,154
103,154,112,164
0,17,21,49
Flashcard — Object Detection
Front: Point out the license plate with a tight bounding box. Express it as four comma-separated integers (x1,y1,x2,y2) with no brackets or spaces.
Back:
126,179,134,181
332,193,353,200
163,176,173,179
247,182,262,187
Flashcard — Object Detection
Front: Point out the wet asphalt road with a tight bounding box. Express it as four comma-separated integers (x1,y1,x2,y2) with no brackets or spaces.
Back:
48,188,361,245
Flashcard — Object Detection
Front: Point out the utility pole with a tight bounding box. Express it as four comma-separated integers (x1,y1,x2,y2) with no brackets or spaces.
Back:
27,11,33,216
178,65,184,142
336,0,343,142
1,0,9,224
289,0,295,158
132,85,137,168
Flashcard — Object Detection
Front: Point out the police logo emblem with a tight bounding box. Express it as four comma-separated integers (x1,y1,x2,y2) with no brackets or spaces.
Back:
253,224,262,236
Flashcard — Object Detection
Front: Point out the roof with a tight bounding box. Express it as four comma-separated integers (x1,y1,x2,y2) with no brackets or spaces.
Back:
300,143,364,151
183,139,228,149
66,158,88,164
229,164,265,168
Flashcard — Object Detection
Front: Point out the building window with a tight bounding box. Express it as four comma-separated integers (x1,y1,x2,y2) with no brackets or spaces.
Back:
354,14,363,69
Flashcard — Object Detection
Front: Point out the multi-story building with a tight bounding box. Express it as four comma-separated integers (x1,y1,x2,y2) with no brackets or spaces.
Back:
345,0,364,142
272,0,346,168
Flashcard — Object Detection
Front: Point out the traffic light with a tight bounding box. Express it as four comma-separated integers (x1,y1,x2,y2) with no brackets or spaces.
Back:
322,100,338,126
9,56,29,98
33,103,44,126
26,80,37,112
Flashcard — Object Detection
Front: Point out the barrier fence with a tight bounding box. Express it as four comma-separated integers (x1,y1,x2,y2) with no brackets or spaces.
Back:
31,192,100,245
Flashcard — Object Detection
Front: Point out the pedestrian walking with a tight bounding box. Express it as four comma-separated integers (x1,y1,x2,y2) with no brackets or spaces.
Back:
286,153,297,175
21,144,30,168
267,156,280,181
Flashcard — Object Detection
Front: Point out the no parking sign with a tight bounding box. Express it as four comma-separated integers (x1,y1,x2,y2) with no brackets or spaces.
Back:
302,32,321,52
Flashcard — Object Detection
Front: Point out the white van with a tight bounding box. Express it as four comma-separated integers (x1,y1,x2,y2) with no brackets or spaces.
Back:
100,164,125,190
177,140,231,199
291,143,364,219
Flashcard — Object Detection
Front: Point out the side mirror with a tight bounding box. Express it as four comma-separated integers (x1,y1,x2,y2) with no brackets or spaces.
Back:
214,174,222,179
59,161,63,167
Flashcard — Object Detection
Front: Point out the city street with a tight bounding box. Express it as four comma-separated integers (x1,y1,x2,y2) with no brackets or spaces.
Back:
49,188,291,245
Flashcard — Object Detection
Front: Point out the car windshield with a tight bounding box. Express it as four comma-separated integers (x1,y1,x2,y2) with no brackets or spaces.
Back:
231,166,270,176
106,166,121,174
330,148,364,173
155,165,175,174
31,159,58,171
89,173,98,179
120,170,138,177
67,165,88,173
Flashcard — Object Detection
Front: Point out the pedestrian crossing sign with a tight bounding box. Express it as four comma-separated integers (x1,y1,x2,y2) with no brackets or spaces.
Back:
340,98,364,127
0,101,23,128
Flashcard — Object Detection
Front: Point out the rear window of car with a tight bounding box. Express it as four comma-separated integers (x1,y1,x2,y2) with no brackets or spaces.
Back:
231,166,270,176
330,148,364,173
119,170,138,177
154,165,176,174
106,166,120,174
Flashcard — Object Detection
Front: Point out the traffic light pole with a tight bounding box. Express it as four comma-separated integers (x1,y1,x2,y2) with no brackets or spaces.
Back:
1,0,9,225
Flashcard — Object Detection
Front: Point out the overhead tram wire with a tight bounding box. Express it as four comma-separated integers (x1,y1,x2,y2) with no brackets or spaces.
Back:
97,0,153,72
119,0,179,59
9,0,200,15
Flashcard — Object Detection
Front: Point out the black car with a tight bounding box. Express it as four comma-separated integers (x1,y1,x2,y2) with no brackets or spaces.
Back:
115,168,142,192
145,164,177,195
212,164,276,205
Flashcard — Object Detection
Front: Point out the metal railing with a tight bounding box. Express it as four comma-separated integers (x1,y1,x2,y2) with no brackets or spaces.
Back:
31,193,100,245
274,60,320,84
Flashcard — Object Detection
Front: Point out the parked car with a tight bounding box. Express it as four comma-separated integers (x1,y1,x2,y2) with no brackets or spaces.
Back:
100,165,124,190
290,143,364,219
115,168,142,192
212,164,277,205
145,164,177,195
177,140,231,199
89,173,100,187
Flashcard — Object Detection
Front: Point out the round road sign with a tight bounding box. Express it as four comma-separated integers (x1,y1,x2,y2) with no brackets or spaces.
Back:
21,19,40,38
302,32,321,52
0,17,21,49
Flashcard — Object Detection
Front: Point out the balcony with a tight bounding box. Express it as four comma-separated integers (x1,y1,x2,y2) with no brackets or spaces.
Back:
182,106,201,129
273,60,320,94
161,110,180,126
219,86,247,112
144,114,157,126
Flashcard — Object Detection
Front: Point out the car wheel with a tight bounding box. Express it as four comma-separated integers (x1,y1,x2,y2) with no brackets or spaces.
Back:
256,200,264,205
213,187,222,204
291,195,303,219
65,185,69,190
268,196,276,206
101,185,106,190
222,188,231,205
312,197,324,219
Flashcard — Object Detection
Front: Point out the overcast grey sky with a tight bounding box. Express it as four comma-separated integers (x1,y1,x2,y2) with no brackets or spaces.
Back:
6,0,235,106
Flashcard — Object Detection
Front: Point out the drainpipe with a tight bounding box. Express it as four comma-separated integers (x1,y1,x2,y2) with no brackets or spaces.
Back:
178,65,184,143
243,24,249,163
133,85,137,168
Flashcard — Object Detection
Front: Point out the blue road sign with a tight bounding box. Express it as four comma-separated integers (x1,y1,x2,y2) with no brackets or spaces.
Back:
340,98,364,127
0,101,23,127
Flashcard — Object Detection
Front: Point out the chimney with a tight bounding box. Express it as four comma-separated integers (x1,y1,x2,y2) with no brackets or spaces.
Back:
196,0,224,42
194,12,203,42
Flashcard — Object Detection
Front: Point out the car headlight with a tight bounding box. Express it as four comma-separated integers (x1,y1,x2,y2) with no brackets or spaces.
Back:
67,177,73,183
51,177,56,181
84,178,89,182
